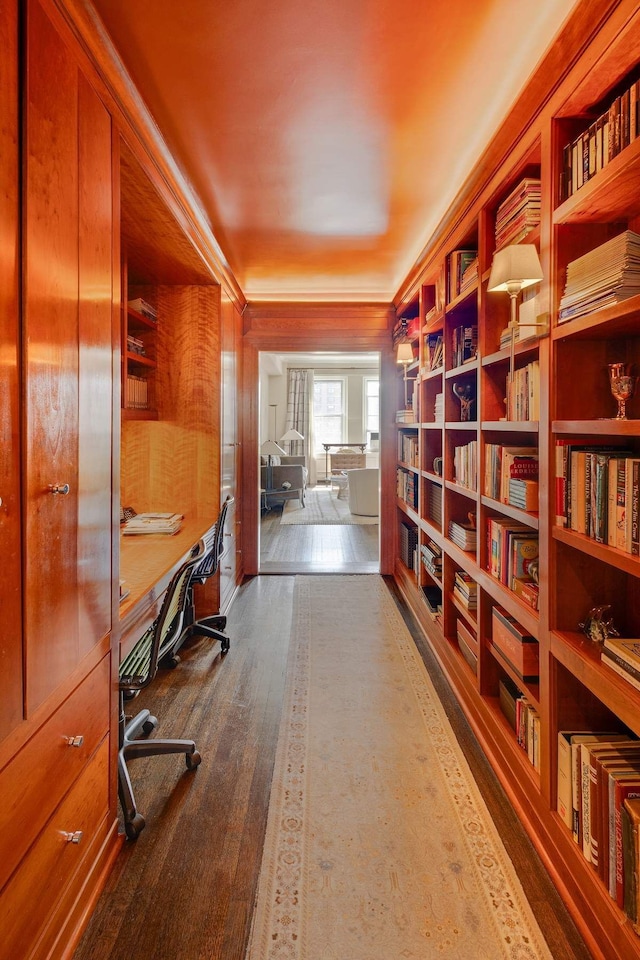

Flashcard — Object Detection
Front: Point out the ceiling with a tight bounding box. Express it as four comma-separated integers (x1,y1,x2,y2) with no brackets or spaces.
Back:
89,0,579,302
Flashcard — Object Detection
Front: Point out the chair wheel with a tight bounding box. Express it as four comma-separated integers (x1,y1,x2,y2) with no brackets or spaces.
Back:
141,716,157,735
221,640,230,655
186,751,201,770
159,654,180,669
125,813,145,840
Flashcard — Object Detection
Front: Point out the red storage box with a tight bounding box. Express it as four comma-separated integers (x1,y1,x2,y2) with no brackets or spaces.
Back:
491,606,539,682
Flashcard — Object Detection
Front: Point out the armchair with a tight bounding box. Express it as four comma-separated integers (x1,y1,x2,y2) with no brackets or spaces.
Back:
345,467,379,517
260,455,308,507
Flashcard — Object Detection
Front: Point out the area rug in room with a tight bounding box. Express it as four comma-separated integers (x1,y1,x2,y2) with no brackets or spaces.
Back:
246,575,552,960
279,485,378,525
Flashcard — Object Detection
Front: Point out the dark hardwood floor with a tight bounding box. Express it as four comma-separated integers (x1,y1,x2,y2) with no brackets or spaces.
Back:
259,491,379,573
73,568,591,960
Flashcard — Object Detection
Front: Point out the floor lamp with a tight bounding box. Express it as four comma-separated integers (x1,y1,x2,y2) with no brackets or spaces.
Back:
261,439,285,490
279,428,305,455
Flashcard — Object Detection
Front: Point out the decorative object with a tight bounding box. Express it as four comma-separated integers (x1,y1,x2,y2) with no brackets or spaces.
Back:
433,456,443,476
579,604,620,643
246,575,552,959
487,244,545,391
396,341,417,408
452,381,475,421
608,362,637,420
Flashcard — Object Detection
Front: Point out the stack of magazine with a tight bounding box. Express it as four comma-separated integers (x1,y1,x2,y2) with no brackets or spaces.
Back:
123,512,183,535
558,230,640,322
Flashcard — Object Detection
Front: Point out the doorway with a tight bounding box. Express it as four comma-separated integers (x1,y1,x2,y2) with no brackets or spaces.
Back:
258,350,380,574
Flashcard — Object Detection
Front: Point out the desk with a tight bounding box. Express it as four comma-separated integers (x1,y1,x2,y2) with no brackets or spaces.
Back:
119,518,215,658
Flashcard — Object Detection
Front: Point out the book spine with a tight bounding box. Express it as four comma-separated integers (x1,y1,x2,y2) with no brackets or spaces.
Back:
617,458,627,551
633,460,640,556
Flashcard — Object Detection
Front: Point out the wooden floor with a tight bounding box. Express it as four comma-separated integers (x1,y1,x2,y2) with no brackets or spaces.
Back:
73,574,591,960
259,494,379,573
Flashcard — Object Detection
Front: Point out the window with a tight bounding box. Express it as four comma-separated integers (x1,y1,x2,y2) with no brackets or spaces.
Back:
364,378,379,450
313,377,345,454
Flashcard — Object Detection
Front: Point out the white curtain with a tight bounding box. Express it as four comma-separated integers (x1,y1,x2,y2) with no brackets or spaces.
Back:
285,368,316,485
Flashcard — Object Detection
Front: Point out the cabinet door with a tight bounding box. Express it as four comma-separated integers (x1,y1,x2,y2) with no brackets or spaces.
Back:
0,0,23,740
23,0,113,712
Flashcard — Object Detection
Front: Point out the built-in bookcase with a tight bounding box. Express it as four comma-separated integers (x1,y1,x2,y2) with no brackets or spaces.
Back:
392,7,640,956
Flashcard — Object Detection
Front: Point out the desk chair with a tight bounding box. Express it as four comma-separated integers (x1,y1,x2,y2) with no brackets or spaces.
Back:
160,497,234,667
118,548,204,840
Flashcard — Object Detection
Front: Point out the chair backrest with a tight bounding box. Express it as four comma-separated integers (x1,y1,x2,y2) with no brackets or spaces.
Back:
119,547,204,695
191,496,234,586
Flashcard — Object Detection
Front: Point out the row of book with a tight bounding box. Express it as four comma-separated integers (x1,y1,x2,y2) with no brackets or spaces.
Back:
397,431,419,467
556,730,640,922
555,443,640,552
495,178,541,250
396,468,418,510
420,540,442,579
487,517,539,592
128,297,158,322
505,358,540,421
125,374,151,410
399,521,418,570
391,315,420,345
484,444,539,508
500,678,541,771
453,439,477,491
558,230,640,323
426,482,443,529
450,323,478,368
559,78,640,202
423,332,443,372
447,249,477,303
421,584,443,623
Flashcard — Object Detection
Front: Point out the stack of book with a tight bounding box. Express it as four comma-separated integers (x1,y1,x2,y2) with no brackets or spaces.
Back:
128,297,158,322
126,334,145,356
420,540,442,579
433,393,444,421
396,409,416,423
558,230,640,323
602,638,640,692
123,512,183,535
459,256,479,295
453,570,477,610
495,178,541,249
508,478,539,512
448,518,477,552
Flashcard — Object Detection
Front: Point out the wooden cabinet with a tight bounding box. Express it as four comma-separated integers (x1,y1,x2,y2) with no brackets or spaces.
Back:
392,6,640,957
0,2,119,957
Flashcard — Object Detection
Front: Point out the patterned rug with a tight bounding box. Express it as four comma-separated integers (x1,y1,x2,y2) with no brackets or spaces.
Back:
280,486,378,525
246,575,552,960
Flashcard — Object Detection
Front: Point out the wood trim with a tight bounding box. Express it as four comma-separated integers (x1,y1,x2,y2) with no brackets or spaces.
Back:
241,302,395,576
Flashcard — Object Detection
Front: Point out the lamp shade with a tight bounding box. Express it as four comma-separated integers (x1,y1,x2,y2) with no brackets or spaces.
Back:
396,342,414,364
261,440,286,456
487,244,543,293
279,429,305,442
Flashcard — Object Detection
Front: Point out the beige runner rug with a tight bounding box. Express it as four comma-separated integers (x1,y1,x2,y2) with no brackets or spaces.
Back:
246,575,552,960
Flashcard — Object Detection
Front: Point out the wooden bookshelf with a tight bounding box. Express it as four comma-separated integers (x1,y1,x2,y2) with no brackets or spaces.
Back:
392,6,640,956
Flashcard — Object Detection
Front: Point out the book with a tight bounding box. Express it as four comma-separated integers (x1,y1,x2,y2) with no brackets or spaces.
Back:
123,512,183,535
603,637,640,673
128,297,158,321
580,737,631,861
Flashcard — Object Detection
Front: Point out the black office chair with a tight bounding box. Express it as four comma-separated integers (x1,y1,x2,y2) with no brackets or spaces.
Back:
160,497,234,667
118,548,204,840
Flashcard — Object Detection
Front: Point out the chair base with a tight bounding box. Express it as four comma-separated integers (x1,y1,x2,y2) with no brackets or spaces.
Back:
118,706,201,840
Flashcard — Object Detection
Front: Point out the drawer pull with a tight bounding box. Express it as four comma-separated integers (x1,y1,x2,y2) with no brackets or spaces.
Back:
64,735,84,748
62,831,83,844
49,483,70,496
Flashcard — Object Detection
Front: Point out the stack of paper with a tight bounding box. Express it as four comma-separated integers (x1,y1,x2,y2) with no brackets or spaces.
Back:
123,512,183,535
559,230,640,322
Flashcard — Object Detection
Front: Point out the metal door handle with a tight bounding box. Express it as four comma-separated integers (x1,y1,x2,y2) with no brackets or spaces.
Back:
49,483,70,496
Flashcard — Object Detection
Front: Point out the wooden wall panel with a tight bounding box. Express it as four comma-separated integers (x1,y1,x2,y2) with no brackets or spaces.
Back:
0,0,23,740
77,72,114,658
23,0,80,712
121,284,220,522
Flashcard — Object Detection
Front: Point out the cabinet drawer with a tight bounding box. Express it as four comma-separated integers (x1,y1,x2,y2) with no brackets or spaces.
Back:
0,737,110,959
0,655,110,891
